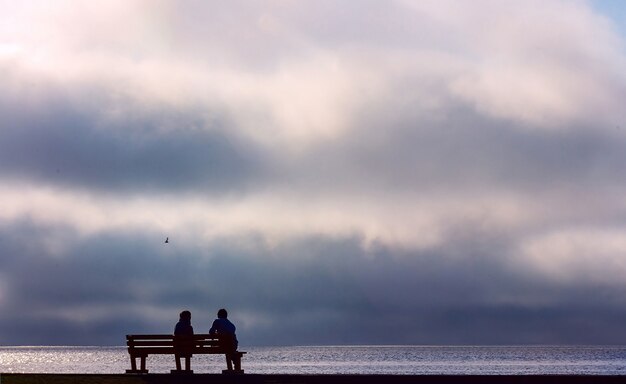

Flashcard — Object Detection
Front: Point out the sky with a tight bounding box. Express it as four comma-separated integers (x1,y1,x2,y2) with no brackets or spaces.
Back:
1,0,626,347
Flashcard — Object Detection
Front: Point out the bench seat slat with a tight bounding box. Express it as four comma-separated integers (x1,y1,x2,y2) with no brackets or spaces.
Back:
129,347,244,354
127,341,176,347
129,347,181,355
128,341,221,347
131,341,217,346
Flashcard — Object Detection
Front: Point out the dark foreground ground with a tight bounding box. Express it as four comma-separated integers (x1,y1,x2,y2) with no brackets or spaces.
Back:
3,374,626,384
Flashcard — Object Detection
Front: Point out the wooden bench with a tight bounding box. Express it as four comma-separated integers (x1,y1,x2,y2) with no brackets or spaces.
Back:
125,334,246,374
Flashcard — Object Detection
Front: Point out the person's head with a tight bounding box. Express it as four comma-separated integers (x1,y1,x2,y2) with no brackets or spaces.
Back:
217,308,228,319
180,310,191,320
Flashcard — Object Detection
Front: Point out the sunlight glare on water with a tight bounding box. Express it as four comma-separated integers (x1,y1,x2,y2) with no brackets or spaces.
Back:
1,345,626,375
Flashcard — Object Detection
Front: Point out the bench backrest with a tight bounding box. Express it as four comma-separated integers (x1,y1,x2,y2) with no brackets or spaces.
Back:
126,334,228,355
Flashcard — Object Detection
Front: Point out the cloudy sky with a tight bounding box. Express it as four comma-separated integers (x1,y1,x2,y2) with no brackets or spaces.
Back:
2,0,626,346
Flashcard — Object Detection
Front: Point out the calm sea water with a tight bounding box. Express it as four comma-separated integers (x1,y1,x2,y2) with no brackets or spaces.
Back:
1,346,625,375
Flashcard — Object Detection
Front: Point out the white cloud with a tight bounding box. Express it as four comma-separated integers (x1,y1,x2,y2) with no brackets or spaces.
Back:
4,0,625,146
0,180,551,253
521,227,626,282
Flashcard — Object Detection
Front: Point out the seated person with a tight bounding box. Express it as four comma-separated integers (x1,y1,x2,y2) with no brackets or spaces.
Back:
173,310,194,370
209,308,240,370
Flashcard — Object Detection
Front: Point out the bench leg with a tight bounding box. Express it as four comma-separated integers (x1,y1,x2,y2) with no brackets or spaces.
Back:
234,353,242,371
173,355,193,373
130,356,137,371
222,353,244,374
126,355,149,374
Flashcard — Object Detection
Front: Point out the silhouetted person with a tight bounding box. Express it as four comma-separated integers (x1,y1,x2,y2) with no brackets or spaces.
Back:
174,310,193,371
209,308,240,371
175,310,193,335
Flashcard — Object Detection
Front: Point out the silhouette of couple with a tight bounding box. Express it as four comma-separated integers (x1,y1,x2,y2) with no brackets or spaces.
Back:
174,308,239,371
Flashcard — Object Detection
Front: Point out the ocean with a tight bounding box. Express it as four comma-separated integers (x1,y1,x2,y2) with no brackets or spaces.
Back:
1,345,625,375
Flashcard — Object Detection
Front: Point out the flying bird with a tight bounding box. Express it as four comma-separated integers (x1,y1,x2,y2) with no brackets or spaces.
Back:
165,237,169,244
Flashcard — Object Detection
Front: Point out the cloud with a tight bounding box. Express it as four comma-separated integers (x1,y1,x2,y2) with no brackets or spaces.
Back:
1,221,625,346
1,0,626,345
521,227,626,283
0,75,268,195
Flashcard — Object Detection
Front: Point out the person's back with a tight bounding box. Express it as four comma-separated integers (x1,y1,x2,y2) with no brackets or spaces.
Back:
173,310,194,371
209,308,238,351
174,310,194,336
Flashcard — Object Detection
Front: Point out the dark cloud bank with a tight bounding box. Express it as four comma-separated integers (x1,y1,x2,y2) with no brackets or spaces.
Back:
3,82,626,200
1,220,626,346
0,86,267,195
